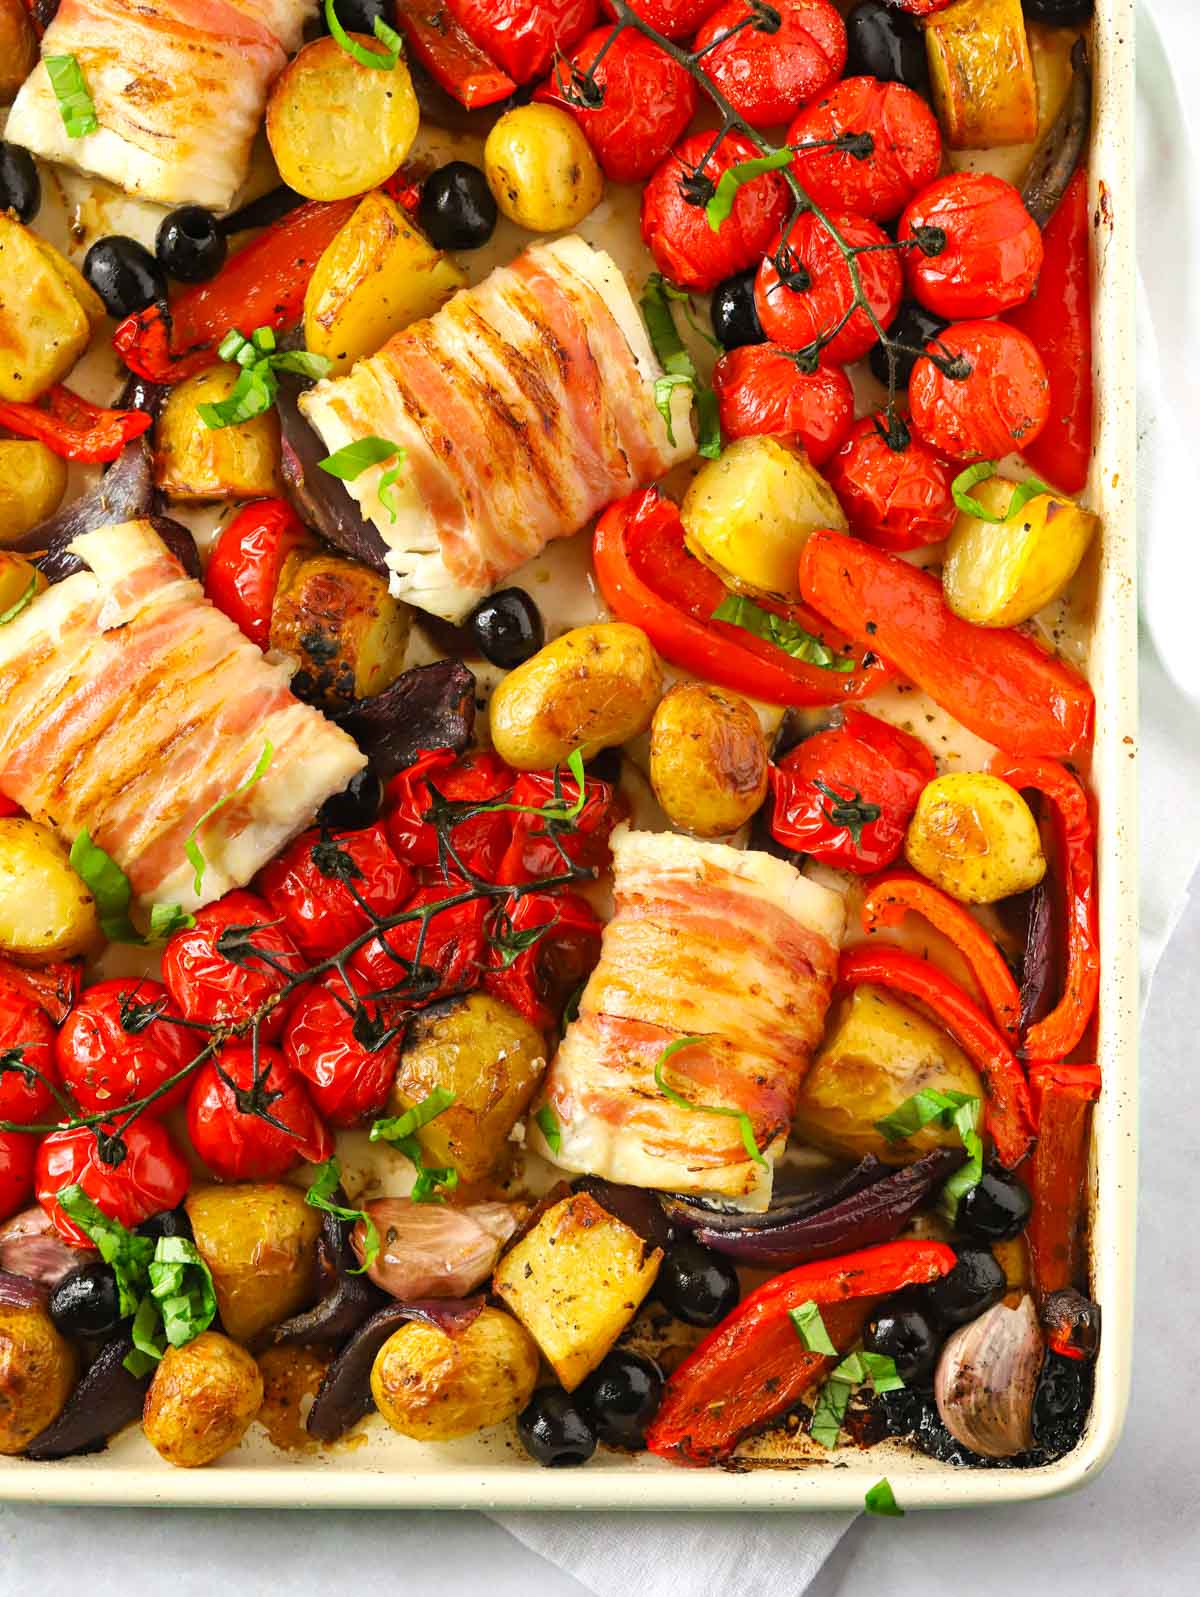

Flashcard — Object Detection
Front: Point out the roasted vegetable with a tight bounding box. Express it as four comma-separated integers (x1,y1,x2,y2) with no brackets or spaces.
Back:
304,192,466,377
0,1,36,104
26,1335,150,1461
0,818,100,965
905,772,1046,904
924,0,1039,150
649,682,769,838
370,1306,540,1441
266,35,420,202
0,1300,76,1453
488,622,662,770
0,216,104,402
154,367,282,502
142,1331,263,1468
0,551,46,616
934,1294,1043,1458
12,437,153,560
484,103,604,232
334,659,476,782
493,1192,663,1391
186,1184,322,1344
0,441,67,544
268,551,412,710
354,1198,521,1301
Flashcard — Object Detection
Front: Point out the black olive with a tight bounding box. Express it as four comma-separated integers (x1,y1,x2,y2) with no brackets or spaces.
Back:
922,1246,1007,1330
1031,1349,1094,1456
317,768,385,831
136,1206,194,1243
0,141,41,223
869,299,951,389
517,1387,597,1467
418,162,498,252
710,268,766,350
845,2,931,97
156,206,228,283
864,1292,940,1386
1022,0,1093,24
469,587,544,668
655,1240,739,1328
48,1263,122,1340
578,1351,664,1451
955,1169,1033,1243
82,236,166,319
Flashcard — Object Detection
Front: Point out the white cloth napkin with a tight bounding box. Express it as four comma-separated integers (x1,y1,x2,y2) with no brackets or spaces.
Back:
490,5,1200,1591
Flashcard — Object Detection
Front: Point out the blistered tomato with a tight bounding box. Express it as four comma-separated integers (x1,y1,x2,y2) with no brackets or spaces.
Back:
482,889,604,1030
385,748,514,876
202,499,314,650
0,976,58,1125
692,0,846,128
600,0,721,38
0,1130,38,1224
161,890,308,1040
350,879,488,1007
447,0,597,83
899,172,1043,320
55,978,193,1116
825,413,958,551
711,343,854,465
493,769,619,885
755,210,902,367
283,976,402,1128
258,824,413,961
186,1043,332,1181
37,1119,191,1246
788,76,941,222
909,321,1050,462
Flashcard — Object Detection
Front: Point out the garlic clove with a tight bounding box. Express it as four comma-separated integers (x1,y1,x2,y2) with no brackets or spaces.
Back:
934,1293,1044,1459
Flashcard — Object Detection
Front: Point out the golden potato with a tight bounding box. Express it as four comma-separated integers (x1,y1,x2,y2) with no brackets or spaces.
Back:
0,441,68,544
0,818,100,965
143,1331,263,1468
154,366,282,501
0,1303,76,1454
371,1307,539,1442
186,1184,322,1344
0,216,98,402
0,551,46,618
484,104,604,232
489,621,662,770
681,437,847,602
267,35,419,201
905,772,1045,905
256,1345,330,1452
942,477,1098,628
649,683,769,838
0,0,37,103
794,985,985,1164
925,0,1039,150
269,552,411,709
387,993,548,1184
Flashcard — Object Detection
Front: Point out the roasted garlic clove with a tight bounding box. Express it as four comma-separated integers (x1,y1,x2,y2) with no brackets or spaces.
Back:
934,1294,1044,1458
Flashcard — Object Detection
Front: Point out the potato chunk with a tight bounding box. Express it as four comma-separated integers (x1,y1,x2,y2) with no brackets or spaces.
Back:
0,817,100,965
370,1308,539,1442
154,366,282,501
0,441,68,544
0,1303,76,1454
905,772,1046,905
0,216,102,402
484,104,604,233
186,1183,322,1343
269,551,412,709
925,0,1039,150
493,1192,662,1391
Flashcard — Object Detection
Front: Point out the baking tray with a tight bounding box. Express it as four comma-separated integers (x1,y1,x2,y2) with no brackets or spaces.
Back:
0,0,1138,1509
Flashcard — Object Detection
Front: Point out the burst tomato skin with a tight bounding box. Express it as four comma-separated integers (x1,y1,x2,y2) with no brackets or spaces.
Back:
55,979,193,1117
755,210,903,367
349,879,488,1007
909,320,1050,463
161,890,308,1041
788,76,941,222
448,0,597,83
641,129,791,293
711,343,854,465
202,500,314,650
600,0,721,38
825,414,958,550
0,1130,38,1224
899,172,1043,320
385,749,514,876
187,1043,332,1182
283,978,402,1129
257,825,413,962
693,0,846,128
36,1119,191,1246
0,977,58,1124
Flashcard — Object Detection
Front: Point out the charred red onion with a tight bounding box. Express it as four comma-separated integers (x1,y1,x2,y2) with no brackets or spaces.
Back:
25,1337,150,1461
661,1156,890,1236
0,1207,97,1290
273,1209,388,1348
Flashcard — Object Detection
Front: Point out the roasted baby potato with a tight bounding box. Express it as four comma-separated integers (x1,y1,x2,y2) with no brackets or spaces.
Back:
794,985,985,1164
186,1183,322,1344
0,216,103,402
370,1306,539,1442
304,191,465,377
488,622,662,770
154,366,283,501
484,104,604,233
387,993,548,1185
268,551,412,709
0,551,46,617
681,436,847,602
267,35,419,201
650,683,769,838
0,441,68,544
0,818,99,965
942,477,1099,627
0,1302,76,1454
905,772,1046,905
0,0,37,103
925,0,1039,150
494,1192,662,1391
143,1331,263,1468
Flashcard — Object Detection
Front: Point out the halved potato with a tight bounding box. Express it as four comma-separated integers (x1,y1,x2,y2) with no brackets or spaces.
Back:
154,366,282,502
925,0,1039,150
0,442,68,545
905,772,1045,905
269,552,412,708
0,216,99,402
186,1184,322,1344
0,818,100,965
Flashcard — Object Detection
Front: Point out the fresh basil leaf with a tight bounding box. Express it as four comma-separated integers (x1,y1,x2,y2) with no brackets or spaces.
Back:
325,0,401,68
0,572,38,627
318,436,407,481
129,1294,166,1367
695,385,723,459
864,1477,904,1517
810,1365,855,1449
271,350,332,381
147,901,196,940
218,328,248,362
654,1037,767,1169
55,1184,154,1318
874,1089,983,1219
122,1343,159,1379
44,54,98,139
148,1236,217,1347
304,1156,379,1272
409,1161,458,1204
377,462,403,522
789,1299,837,1355
654,373,692,448
705,146,793,231
69,829,189,945
859,1351,905,1394
951,461,1055,523
371,1089,458,1204
535,1104,562,1156
184,740,273,894
198,362,279,429
711,592,854,672
370,1087,457,1144
640,274,695,382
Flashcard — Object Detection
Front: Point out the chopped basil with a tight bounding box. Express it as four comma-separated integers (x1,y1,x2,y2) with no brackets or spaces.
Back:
55,1185,154,1318
640,274,723,459
371,1088,458,1203
535,1104,562,1156
654,373,693,447
711,592,854,672
654,1036,767,1169
318,436,407,480
147,902,196,940
0,572,38,627
951,460,1055,523
325,0,402,69
305,1156,379,1272
864,1477,904,1517
199,329,330,430
44,54,98,139
789,1299,837,1355
148,1236,217,1348
810,1349,905,1449
705,146,792,231
69,829,191,945
874,1087,983,1220
184,740,273,894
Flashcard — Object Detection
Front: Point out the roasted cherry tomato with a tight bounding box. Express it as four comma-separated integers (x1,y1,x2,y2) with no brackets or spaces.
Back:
0,794,22,818
536,26,697,184
54,979,193,1117
203,500,315,650
601,0,721,37
692,0,846,128
711,343,854,465
899,172,1043,320
0,959,81,1026
909,320,1050,462
483,889,604,1031
257,824,413,962
755,210,902,367
788,77,941,222
385,748,514,877
0,976,59,1125
37,1119,191,1246
0,1129,38,1224
641,129,790,293
824,413,957,550
447,0,597,83
493,770,619,886
768,708,935,872
187,1042,332,1182
161,890,309,1041
349,880,488,1007
283,975,402,1129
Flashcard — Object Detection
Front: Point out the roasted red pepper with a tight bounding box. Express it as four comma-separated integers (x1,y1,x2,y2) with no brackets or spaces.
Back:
447,0,597,85
385,748,515,878
645,1239,956,1465
483,890,604,1030
0,386,152,463
594,490,893,709
768,710,935,874
838,945,1035,1168
861,871,1022,1042
1025,1061,1100,1320
798,529,1094,757
493,769,618,886
395,0,517,108
990,755,1098,1061
203,499,316,650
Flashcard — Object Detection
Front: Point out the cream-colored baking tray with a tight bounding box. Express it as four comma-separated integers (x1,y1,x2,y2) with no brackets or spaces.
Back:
0,0,1137,1509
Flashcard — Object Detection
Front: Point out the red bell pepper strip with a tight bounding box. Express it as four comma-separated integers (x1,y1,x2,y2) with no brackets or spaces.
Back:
1025,1061,1100,1321
990,755,1099,1062
1006,167,1093,495
0,385,152,463
838,945,1035,1169
594,489,894,709
645,1239,957,1466
112,199,356,384
395,0,517,109
861,871,1022,1042
798,528,1095,758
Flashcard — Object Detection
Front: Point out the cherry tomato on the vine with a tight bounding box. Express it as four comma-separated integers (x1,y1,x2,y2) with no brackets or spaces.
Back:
898,172,1043,320
0,958,81,1026
161,890,309,1040
349,879,488,1006
909,320,1050,462
0,1129,37,1224
788,77,941,222
258,824,413,962
711,343,854,465
385,748,514,877
202,499,314,650
483,889,604,1031
824,413,958,551
283,976,402,1128
601,0,722,38
755,210,902,367
493,769,619,885
37,1119,191,1246
55,979,194,1117
0,977,59,1125
692,0,846,128
447,0,598,83
187,1042,332,1182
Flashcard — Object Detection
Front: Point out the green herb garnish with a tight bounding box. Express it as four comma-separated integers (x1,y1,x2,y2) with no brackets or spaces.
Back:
535,1104,562,1156
198,329,330,430
705,146,793,230
654,1036,767,1169
875,1088,984,1221
711,592,854,672
305,1157,380,1272
810,1350,904,1450
864,1477,904,1517
148,1236,217,1349
789,1299,837,1355
371,1088,458,1203
69,829,192,945
640,273,722,459
184,740,273,895
0,572,38,627
44,54,98,138
951,461,1055,523
324,0,402,69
